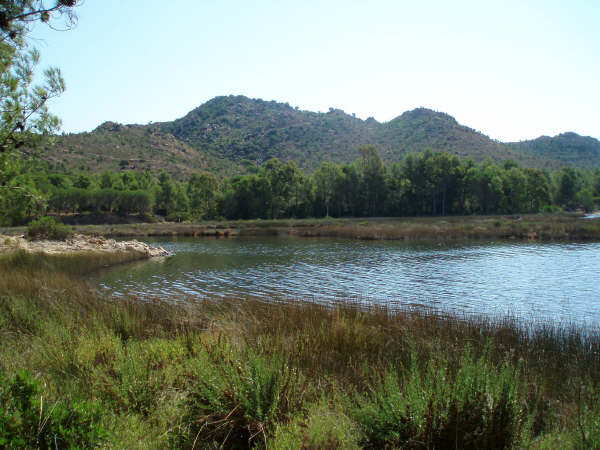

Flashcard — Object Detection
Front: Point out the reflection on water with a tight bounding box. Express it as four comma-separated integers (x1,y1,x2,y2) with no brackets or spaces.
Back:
94,237,600,327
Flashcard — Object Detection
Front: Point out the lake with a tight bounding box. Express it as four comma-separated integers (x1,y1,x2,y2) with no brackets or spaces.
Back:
95,237,600,328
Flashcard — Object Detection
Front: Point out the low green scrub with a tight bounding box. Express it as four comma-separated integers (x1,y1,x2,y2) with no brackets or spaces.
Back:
0,370,106,449
272,399,361,449
25,216,73,240
180,340,307,448
579,223,600,233
352,350,528,449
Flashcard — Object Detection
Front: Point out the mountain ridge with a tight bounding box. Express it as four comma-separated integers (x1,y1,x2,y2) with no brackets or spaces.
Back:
40,95,600,176
509,132,600,168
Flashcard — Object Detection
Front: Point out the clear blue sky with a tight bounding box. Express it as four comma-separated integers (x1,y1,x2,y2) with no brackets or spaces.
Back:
30,0,599,142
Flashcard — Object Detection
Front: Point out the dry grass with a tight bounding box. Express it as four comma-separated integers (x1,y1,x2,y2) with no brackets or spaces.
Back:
4,213,598,242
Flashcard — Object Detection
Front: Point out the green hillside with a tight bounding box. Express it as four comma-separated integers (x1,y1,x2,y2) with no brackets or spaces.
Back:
160,96,545,170
160,96,380,170
510,132,600,167
380,108,528,163
38,95,599,177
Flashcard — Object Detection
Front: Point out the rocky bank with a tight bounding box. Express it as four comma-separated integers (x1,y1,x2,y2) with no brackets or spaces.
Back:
0,234,171,257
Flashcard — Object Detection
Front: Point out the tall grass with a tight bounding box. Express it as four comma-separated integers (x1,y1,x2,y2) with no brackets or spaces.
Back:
1,251,600,447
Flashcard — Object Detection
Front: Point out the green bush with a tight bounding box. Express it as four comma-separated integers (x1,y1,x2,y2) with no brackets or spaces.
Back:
180,341,306,448
116,190,152,216
26,216,73,240
541,204,561,213
0,370,106,449
351,350,529,449
166,211,191,222
272,399,361,449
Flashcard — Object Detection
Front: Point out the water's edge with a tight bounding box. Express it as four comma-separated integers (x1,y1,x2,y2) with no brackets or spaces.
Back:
94,237,600,329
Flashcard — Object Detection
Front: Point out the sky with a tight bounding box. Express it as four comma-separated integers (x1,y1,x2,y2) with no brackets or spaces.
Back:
30,0,600,142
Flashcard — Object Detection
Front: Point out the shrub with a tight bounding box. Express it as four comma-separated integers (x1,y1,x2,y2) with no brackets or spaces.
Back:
48,187,91,214
351,349,529,449
272,399,361,449
116,190,152,216
180,340,307,448
0,370,106,449
166,211,191,222
542,205,561,213
26,216,73,240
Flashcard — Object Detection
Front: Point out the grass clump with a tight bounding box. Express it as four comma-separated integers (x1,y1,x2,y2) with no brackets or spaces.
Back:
26,216,73,240
0,249,149,277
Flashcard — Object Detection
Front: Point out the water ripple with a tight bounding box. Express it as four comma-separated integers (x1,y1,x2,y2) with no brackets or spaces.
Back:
94,237,600,328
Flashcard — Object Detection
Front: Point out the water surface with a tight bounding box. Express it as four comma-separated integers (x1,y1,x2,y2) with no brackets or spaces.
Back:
95,237,600,327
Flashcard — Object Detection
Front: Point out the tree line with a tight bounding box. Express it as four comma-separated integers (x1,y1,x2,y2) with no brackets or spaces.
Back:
2,146,599,225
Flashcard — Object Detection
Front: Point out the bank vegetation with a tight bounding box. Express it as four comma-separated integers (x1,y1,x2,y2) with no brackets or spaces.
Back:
1,251,599,448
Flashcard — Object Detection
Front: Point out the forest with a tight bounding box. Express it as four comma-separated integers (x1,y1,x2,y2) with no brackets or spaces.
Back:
2,145,598,226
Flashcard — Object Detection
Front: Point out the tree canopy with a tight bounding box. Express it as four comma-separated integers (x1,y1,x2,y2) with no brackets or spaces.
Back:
0,0,81,151
6,147,597,226
0,0,80,221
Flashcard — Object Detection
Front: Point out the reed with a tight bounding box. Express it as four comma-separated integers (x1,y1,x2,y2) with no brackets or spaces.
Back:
1,252,599,448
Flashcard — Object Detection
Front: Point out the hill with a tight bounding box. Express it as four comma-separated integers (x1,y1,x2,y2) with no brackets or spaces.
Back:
39,95,599,176
39,121,225,176
380,108,519,163
159,96,380,170
159,96,545,170
509,132,600,168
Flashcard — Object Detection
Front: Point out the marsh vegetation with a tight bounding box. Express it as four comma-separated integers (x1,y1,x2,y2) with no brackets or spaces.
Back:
1,251,600,448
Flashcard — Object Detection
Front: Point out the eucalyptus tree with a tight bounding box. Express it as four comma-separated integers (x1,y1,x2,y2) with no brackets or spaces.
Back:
357,145,386,216
431,152,462,216
501,166,527,213
593,168,600,197
465,161,505,214
155,170,176,216
556,167,580,209
187,171,220,219
401,152,430,215
313,161,343,217
263,158,295,219
523,168,551,212
385,161,411,216
339,163,361,216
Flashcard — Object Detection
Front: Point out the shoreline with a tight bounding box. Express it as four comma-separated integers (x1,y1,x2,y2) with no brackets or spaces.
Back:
2,213,599,242
0,233,171,259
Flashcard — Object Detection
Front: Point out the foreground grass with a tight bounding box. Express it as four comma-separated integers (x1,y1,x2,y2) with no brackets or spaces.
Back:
1,252,600,448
